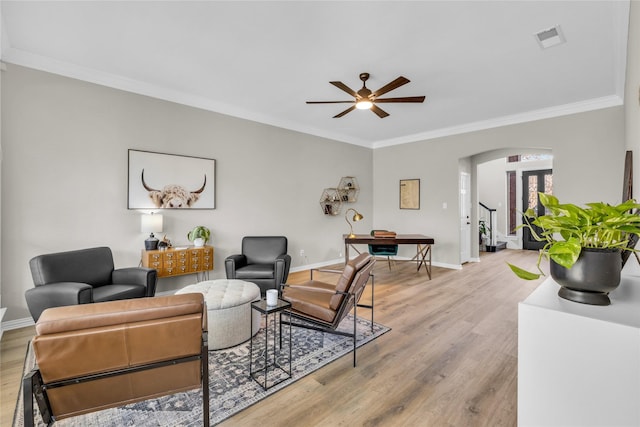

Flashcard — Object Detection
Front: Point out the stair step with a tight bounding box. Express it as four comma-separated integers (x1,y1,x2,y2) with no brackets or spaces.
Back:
485,241,507,252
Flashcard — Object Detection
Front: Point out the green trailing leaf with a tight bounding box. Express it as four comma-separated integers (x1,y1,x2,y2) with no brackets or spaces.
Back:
507,263,541,280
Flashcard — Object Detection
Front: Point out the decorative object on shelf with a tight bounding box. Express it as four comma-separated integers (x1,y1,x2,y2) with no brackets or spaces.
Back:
400,179,420,209
187,226,211,247
128,149,216,210
319,188,343,215
338,176,360,202
345,208,364,238
141,213,163,250
158,235,172,250
508,193,640,305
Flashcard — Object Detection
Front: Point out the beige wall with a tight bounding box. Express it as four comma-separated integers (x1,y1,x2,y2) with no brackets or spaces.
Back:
1,64,373,322
373,107,626,267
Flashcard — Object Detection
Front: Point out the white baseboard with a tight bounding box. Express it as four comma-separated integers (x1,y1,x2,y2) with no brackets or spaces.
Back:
2,315,34,332
0,308,6,339
290,258,343,273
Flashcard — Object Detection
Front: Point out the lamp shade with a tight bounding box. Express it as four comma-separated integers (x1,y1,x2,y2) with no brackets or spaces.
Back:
141,213,163,233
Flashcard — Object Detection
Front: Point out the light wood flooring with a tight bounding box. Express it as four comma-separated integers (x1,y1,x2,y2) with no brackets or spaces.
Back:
1,249,543,426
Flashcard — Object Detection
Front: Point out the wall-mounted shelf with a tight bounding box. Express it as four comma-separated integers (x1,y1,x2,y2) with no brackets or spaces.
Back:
338,176,359,203
320,176,360,215
319,188,343,216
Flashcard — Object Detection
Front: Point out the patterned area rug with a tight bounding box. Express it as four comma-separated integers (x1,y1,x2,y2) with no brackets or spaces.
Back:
14,314,389,426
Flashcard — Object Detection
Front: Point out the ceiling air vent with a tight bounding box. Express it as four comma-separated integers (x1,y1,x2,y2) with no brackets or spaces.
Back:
535,25,565,49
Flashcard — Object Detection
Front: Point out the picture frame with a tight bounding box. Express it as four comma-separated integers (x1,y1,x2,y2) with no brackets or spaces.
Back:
128,149,216,209
400,179,420,210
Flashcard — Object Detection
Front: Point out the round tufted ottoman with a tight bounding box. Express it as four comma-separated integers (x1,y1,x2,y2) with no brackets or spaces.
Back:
175,279,261,350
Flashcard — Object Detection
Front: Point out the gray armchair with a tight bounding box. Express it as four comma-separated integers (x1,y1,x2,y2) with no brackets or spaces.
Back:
225,236,291,295
26,246,157,322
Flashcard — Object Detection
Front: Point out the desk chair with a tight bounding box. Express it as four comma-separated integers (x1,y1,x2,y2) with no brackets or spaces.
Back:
367,230,398,270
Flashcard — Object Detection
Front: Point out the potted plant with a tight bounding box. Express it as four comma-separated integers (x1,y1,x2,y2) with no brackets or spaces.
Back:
479,219,490,246
508,193,640,305
187,225,211,247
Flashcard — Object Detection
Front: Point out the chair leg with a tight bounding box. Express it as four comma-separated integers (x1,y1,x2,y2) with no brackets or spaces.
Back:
23,371,35,427
370,274,374,332
202,333,210,427
352,302,357,367
386,256,392,270
24,368,52,427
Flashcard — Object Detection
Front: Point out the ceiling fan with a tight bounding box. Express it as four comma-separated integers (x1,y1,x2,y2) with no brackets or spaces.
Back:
306,72,425,118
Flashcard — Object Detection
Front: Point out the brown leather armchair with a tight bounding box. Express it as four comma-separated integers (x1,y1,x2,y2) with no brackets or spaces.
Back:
281,253,375,367
23,293,209,427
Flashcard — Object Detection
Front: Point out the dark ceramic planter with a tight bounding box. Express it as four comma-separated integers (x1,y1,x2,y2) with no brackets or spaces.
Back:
550,247,622,306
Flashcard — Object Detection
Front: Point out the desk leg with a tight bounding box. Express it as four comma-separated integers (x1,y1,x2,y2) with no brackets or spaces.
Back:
415,244,432,279
345,243,363,264
345,241,349,265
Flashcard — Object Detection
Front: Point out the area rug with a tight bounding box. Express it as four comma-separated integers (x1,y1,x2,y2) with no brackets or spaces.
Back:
13,314,390,426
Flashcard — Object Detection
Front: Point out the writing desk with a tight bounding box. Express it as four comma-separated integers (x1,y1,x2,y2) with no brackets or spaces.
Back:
344,234,435,279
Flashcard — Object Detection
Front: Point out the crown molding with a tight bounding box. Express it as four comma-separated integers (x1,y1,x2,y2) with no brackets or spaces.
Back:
1,47,372,147
371,95,624,149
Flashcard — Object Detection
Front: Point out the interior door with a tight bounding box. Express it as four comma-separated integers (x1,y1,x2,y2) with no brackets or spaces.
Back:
522,169,553,250
460,172,471,263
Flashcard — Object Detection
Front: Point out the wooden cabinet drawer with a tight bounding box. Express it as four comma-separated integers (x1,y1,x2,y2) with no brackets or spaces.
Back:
142,246,214,278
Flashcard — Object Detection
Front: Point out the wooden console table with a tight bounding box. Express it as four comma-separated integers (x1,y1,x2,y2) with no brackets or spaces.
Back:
142,245,213,278
344,234,434,279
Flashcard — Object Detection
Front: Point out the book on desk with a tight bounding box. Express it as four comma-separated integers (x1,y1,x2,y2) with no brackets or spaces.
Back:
373,230,397,238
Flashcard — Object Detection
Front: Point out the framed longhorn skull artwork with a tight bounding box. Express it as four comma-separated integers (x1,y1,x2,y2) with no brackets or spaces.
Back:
128,149,216,209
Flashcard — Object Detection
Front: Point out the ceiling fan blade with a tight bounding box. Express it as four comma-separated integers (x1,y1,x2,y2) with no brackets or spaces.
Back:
333,105,356,118
371,104,390,118
372,76,410,98
374,96,426,103
306,101,356,104
330,81,358,98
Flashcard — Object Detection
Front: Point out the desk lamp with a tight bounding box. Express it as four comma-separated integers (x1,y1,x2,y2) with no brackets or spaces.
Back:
141,213,163,250
345,208,363,238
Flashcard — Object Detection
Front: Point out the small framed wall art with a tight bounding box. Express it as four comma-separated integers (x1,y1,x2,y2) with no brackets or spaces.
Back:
128,149,216,209
400,179,420,210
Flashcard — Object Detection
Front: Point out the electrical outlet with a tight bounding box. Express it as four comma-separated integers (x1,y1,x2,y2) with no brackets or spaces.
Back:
299,249,305,257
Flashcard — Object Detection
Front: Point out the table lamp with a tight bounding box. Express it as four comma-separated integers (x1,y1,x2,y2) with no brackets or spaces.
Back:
141,213,163,250
345,208,363,238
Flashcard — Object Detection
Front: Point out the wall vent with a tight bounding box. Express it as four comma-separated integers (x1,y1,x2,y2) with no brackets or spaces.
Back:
535,25,565,49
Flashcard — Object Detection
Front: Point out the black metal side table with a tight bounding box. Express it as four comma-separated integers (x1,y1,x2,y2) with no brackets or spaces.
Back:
249,298,292,390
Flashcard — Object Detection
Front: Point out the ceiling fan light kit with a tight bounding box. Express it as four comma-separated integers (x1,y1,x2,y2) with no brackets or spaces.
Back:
307,72,425,118
356,100,373,110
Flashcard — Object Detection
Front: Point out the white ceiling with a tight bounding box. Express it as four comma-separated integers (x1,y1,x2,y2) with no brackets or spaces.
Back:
0,1,630,148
